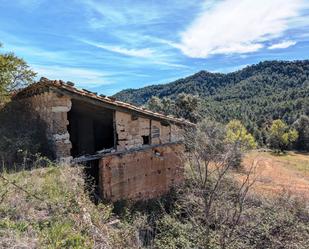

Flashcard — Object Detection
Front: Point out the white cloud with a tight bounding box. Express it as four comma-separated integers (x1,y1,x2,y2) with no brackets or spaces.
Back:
178,0,305,58
100,46,154,58
33,65,113,88
211,64,249,73
268,40,297,49
83,40,154,58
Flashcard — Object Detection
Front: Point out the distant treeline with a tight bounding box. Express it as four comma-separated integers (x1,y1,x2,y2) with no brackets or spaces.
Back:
114,60,309,149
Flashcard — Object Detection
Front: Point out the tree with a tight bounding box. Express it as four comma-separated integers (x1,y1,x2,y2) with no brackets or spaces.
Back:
293,115,309,151
145,96,163,113
115,60,309,143
225,120,257,167
182,119,257,248
268,119,298,152
226,120,257,151
0,43,36,104
174,93,201,123
161,97,175,115
145,93,201,123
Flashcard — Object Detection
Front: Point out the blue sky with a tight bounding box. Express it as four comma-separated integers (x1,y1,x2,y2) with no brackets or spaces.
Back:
1,0,309,95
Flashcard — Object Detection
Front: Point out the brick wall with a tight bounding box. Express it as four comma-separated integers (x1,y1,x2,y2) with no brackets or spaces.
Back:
99,143,184,201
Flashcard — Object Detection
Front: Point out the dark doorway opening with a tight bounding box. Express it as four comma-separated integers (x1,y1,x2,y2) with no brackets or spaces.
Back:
142,135,150,145
83,159,101,203
67,99,115,158
67,99,114,203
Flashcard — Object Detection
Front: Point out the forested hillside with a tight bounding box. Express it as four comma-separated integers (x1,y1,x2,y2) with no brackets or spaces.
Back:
114,60,309,143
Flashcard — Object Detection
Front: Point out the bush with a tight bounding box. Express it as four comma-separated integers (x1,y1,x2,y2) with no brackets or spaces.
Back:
154,215,194,249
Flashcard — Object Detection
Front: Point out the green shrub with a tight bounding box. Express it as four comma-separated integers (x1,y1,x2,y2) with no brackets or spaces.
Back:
40,220,90,249
154,215,194,249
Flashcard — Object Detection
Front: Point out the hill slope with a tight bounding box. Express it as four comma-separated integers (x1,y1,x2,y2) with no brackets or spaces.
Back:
114,60,309,140
114,60,309,106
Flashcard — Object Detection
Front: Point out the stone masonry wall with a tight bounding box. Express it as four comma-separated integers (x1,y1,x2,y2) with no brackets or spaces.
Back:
26,91,72,162
171,124,183,142
116,111,151,150
116,111,176,150
151,120,171,144
24,92,184,162
99,143,184,201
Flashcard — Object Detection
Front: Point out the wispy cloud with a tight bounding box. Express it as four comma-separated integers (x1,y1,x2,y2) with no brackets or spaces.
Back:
177,0,306,58
3,44,69,62
151,60,189,69
81,0,165,28
268,40,297,49
33,64,113,88
1,0,308,95
81,0,204,29
83,40,155,58
80,39,188,68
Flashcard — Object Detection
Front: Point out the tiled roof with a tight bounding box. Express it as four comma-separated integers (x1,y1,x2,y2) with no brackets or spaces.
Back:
13,77,193,126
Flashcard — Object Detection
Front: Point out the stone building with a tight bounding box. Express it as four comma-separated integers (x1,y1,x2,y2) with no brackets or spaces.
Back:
13,78,192,201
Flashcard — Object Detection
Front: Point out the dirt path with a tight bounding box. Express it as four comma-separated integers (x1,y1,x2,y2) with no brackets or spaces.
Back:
242,151,309,200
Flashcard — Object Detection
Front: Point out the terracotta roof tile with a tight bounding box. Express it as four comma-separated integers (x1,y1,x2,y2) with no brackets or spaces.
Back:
13,78,193,126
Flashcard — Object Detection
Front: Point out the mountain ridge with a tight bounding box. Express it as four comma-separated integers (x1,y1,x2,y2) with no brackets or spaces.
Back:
114,60,309,143
114,60,309,106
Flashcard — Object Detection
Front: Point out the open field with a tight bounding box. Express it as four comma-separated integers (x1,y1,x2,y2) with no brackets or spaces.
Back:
242,151,309,200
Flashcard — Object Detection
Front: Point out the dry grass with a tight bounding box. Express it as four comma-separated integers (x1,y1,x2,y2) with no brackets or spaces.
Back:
0,164,114,249
241,151,309,200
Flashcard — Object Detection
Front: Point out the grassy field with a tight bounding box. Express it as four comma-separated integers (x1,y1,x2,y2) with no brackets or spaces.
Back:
242,151,309,200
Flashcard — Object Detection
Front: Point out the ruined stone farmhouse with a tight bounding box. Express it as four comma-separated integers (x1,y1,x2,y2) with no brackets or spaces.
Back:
13,78,192,201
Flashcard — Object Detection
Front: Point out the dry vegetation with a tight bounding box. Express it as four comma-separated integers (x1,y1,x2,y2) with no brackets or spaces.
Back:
242,151,309,200
1,151,309,249
0,163,116,249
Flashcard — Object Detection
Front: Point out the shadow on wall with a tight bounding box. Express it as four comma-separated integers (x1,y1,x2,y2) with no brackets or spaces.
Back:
0,100,53,171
